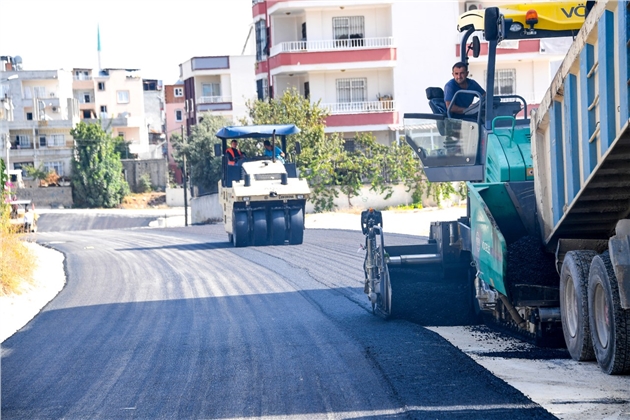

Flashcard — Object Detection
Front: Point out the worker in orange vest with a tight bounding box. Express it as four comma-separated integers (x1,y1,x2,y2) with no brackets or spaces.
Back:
225,140,245,165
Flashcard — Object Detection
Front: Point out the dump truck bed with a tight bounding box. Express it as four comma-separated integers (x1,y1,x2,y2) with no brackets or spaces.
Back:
532,1,630,249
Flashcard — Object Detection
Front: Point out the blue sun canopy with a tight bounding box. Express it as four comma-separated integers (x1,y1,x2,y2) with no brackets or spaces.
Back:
216,124,300,140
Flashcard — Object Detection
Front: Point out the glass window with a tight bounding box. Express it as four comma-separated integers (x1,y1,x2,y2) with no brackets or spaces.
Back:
43,161,64,176
336,78,367,103
33,86,46,98
202,83,221,99
39,136,47,147
255,19,268,61
332,16,364,40
175,110,183,122
98,82,106,91
48,134,64,147
15,135,31,147
485,69,516,96
174,87,183,97
117,90,130,104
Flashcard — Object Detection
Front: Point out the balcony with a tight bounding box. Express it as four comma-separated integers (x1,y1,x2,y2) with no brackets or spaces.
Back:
271,37,393,56
263,37,397,75
322,100,395,115
197,96,231,104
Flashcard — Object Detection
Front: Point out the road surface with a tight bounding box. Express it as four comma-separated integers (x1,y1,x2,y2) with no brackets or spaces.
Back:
1,219,554,419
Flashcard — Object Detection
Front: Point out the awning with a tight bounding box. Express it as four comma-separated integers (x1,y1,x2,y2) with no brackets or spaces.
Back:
216,124,300,140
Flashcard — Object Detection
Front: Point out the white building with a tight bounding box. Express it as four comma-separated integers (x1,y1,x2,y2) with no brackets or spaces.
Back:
1,56,79,179
253,0,572,146
178,55,257,131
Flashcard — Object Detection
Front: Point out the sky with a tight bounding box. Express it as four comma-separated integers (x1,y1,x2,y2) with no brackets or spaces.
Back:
0,0,254,84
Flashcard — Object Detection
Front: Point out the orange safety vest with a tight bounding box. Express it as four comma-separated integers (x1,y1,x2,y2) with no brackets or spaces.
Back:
226,147,243,165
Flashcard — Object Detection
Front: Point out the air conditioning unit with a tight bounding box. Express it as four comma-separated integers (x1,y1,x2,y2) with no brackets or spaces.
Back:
465,1,483,11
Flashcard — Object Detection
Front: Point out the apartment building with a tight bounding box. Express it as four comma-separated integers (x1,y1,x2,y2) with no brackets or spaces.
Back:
178,55,257,133
72,67,150,157
253,0,572,146
143,78,166,159
1,56,79,179
463,2,574,111
164,82,185,183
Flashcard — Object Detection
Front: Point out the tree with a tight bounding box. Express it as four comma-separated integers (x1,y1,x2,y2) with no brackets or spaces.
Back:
245,89,458,211
244,88,344,211
170,115,232,194
70,122,130,208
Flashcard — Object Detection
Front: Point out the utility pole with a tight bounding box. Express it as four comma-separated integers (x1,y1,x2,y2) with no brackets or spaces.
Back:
181,125,188,227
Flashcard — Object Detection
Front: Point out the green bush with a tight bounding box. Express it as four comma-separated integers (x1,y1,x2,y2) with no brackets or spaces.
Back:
137,174,153,193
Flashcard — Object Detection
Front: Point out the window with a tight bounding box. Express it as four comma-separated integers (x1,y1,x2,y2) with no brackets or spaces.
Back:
175,110,183,122
97,82,106,91
174,87,183,97
202,83,221,99
82,110,93,119
74,70,90,80
486,69,516,96
48,134,65,147
256,78,269,100
117,132,125,139
33,86,46,98
336,78,367,103
83,92,92,103
343,138,356,152
255,19,268,61
26,112,33,121
15,135,31,148
39,136,47,147
117,90,130,104
333,16,364,47
100,105,107,113
43,161,64,176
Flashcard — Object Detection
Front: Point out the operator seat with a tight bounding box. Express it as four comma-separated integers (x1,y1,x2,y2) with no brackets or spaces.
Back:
426,87,447,115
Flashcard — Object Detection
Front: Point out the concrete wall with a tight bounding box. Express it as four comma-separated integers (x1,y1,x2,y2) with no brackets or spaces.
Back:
165,187,192,207
190,194,223,224
15,186,73,208
188,183,463,225
305,184,417,213
121,158,168,193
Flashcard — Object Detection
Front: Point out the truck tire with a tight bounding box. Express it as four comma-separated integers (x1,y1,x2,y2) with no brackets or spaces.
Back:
560,250,597,361
588,252,630,374
270,210,286,245
288,208,304,245
232,211,249,248
252,210,268,246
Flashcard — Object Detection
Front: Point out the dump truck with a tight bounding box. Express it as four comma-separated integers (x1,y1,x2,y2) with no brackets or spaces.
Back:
368,1,630,375
215,124,310,247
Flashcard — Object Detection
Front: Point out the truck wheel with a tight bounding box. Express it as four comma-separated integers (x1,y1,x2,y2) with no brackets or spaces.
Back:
560,250,597,361
232,211,248,247
270,210,286,245
252,210,268,246
288,208,304,245
588,252,630,374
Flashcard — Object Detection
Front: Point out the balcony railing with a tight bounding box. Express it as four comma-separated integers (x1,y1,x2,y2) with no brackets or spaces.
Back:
197,96,231,104
271,37,394,55
74,75,92,81
322,100,395,115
